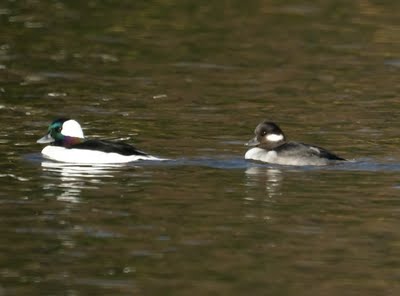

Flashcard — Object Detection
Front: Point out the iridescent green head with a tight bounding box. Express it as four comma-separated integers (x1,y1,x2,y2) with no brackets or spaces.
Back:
37,118,85,145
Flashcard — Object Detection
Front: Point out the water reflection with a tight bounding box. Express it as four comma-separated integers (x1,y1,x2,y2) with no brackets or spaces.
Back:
40,161,122,203
245,166,283,200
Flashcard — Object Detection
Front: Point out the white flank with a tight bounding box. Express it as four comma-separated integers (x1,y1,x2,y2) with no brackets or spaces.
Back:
41,146,164,164
244,147,330,166
62,120,85,138
266,134,283,142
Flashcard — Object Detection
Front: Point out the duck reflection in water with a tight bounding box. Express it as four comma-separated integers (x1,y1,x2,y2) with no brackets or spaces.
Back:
40,161,121,203
245,166,283,200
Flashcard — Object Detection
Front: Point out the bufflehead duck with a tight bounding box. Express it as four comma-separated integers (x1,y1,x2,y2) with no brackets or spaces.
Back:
245,121,346,166
37,118,162,163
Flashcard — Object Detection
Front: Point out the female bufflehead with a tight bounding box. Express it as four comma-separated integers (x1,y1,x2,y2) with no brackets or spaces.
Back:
37,118,161,163
245,121,346,166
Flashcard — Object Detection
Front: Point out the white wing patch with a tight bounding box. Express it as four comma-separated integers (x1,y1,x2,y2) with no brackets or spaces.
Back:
310,147,320,154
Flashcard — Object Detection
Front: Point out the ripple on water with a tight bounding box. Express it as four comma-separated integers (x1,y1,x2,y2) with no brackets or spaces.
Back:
24,152,400,173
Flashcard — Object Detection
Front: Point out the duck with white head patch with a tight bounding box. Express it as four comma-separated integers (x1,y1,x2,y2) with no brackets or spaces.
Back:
37,118,162,163
245,121,346,166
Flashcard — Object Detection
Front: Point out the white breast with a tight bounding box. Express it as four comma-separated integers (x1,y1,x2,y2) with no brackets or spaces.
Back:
245,148,278,163
41,146,162,164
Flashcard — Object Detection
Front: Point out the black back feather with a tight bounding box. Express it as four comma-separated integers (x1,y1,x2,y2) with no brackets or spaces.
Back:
70,140,148,156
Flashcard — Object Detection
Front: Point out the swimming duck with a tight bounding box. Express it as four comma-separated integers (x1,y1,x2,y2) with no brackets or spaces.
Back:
37,118,161,163
245,121,346,166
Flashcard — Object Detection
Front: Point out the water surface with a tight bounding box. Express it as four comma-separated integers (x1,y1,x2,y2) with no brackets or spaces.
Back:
2,1,400,295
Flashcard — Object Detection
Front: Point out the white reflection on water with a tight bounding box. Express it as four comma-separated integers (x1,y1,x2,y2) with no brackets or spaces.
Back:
245,166,283,200
40,161,123,203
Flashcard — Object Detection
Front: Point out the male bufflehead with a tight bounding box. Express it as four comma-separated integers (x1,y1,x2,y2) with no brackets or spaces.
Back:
37,118,161,163
245,121,346,166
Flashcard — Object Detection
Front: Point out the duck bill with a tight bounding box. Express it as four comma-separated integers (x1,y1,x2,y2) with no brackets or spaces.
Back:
245,136,260,147
37,133,55,144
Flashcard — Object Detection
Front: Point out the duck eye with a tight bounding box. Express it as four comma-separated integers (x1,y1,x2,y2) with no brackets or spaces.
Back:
55,127,62,133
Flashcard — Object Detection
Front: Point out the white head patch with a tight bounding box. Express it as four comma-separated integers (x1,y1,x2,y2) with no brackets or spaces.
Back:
266,134,284,142
61,120,84,138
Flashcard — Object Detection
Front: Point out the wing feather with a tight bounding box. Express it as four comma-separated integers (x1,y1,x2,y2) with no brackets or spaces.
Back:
70,140,148,156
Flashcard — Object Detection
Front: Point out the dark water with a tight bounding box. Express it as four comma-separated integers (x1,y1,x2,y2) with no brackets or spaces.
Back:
2,1,400,295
